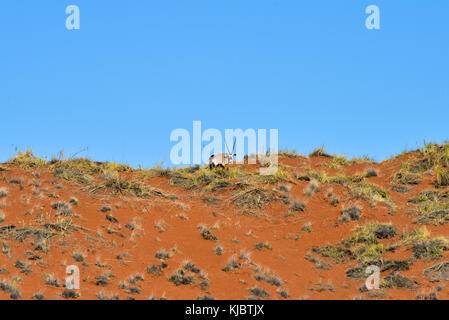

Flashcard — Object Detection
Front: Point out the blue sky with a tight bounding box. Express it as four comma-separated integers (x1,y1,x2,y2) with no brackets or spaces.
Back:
1,1,448,168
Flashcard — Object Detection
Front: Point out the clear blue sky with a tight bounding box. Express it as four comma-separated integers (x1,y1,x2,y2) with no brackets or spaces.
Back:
1,1,448,168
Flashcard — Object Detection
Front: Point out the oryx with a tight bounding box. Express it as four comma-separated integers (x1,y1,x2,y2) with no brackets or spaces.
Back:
209,138,236,169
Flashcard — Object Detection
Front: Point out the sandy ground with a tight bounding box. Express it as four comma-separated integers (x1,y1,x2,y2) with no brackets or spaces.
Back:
0,150,448,300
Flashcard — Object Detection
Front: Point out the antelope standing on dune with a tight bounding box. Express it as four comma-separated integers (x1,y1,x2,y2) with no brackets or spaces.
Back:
209,138,236,169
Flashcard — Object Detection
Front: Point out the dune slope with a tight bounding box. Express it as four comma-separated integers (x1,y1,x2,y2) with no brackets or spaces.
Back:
0,144,449,300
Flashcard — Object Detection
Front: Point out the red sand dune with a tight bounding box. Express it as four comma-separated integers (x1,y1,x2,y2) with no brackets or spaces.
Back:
0,145,449,300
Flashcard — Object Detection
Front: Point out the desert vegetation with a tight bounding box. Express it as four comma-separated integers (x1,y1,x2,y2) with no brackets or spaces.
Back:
0,142,448,299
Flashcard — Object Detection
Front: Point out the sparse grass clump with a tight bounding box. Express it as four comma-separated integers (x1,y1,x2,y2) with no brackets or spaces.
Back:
99,206,111,213
340,205,362,222
365,168,378,178
295,173,311,182
202,196,220,205
307,170,329,184
128,273,144,284
155,249,171,260
341,223,396,264
330,195,339,206
154,220,167,233
9,178,24,185
14,260,32,274
313,245,352,264
118,282,142,295
72,252,85,262
32,293,44,300
106,214,119,223
53,162,91,184
409,192,449,225
325,155,374,169
215,244,223,255
183,260,201,274
414,208,449,225
278,149,303,158
197,295,215,300
393,170,422,185
393,142,449,187
90,172,176,199
399,227,430,245
265,274,282,287
255,165,295,185
249,286,270,298
198,225,218,241
349,181,390,204
346,180,395,212
222,256,241,272
95,273,114,286
168,268,195,286
0,188,8,198
255,242,272,251
278,289,289,298
290,200,305,212
309,147,331,158
343,223,397,247
62,289,80,299
413,237,449,260
419,142,449,169
169,166,244,190
51,202,72,216
309,282,335,292
0,225,55,243
0,281,21,299
102,162,134,173
325,155,350,168
326,173,349,186
416,292,439,300
423,261,449,281
381,272,416,289
151,163,174,178
324,191,340,207
391,185,410,193
52,157,133,184
301,223,312,232
435,165,449,187
7,150,46,169
231,187,290,209
125,222,135,230
147,264,163,276
44,274,61,287
43,218,83,234
207,180,231,192
304,180,320,197
408,190,447,203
